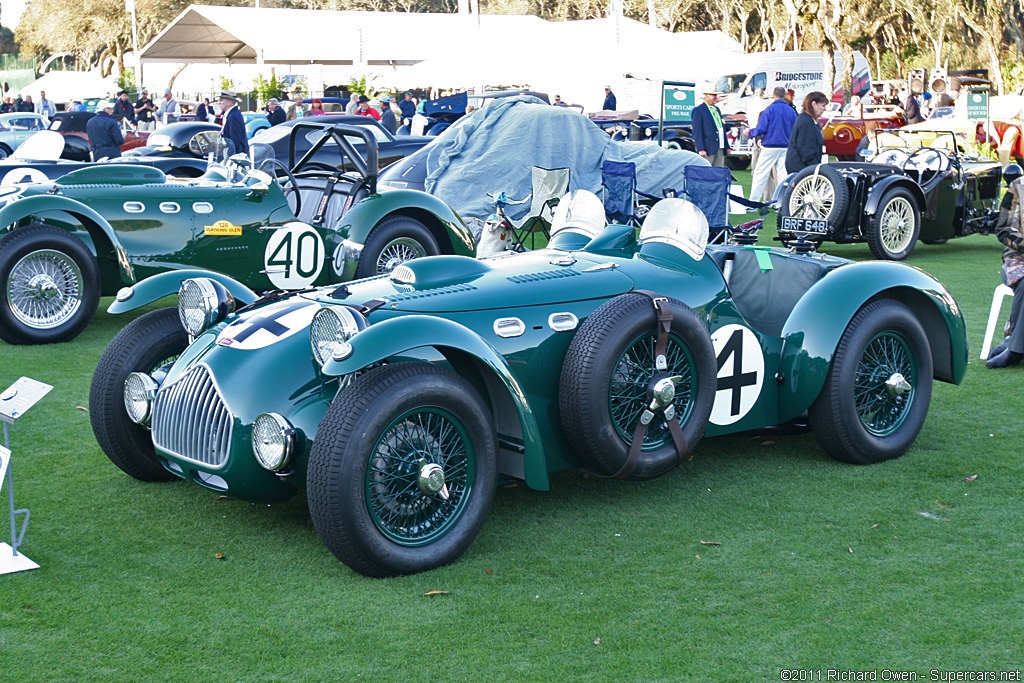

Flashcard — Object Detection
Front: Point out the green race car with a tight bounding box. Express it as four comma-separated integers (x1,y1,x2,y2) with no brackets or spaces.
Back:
90,194,967,577
0,122,473,344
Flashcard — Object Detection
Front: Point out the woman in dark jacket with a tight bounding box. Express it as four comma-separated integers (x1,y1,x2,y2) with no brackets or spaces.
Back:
786,91,829,174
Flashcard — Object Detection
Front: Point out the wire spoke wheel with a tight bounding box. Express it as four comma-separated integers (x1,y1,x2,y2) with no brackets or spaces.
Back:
879,196,915,254
366,407,475,546
609,332,697,449
790,174,836,219
375,237,426,275
853,331,916,437
7,248,84,329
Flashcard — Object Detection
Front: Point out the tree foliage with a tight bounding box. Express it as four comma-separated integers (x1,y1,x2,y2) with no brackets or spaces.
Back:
12,0,1024,93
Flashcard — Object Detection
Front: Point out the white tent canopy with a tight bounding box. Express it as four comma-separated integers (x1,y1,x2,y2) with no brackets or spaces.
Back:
16,70,118,105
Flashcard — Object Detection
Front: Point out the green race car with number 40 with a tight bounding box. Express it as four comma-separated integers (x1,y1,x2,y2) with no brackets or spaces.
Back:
0,122,473,345
90,193,967,577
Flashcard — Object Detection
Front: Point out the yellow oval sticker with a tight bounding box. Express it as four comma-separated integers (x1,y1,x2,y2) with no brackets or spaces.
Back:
204,220,242,236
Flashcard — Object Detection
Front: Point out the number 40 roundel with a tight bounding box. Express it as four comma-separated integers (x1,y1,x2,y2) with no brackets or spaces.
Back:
264,223,325,289
709,324,764,426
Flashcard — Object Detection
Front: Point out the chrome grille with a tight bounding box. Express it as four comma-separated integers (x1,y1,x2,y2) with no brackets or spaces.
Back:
152,364,233,468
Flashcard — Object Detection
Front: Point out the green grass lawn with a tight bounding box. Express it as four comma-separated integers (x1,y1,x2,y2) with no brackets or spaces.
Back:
1,172,1022,681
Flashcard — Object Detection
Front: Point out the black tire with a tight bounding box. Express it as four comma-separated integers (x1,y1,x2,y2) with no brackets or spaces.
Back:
808,299,933,464
725,156,751,171
89,308,189,481
779,164,850,228
0,144,10,159
355,215,439,279
865,186,920,260
0,223,101,345
559,293,717,480
308,362,498,577
921,237,948,245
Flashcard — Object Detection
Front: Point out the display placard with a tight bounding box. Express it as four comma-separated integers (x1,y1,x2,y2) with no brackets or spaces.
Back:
662,82,696,122
966,90,989,120
0,377,53,424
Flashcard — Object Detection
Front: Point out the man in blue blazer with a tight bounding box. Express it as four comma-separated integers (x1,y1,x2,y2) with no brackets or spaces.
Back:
691,84,725,167
219,92,248,157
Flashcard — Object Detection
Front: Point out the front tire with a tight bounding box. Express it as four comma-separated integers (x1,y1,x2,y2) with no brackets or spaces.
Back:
355,216,439,279
89,308,189,481
0,223,100,345
866,187,920,260
809,299,933,464
308,363,498,577
559,293,717,480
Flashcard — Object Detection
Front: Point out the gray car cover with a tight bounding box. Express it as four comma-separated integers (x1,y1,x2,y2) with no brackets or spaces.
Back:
422,95,710,222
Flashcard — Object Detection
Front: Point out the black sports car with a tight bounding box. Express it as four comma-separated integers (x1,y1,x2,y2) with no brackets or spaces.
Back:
250,114,431,172
776,129,1011,260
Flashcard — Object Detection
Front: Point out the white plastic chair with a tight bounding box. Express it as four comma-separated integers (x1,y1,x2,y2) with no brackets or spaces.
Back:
980,284,1015,360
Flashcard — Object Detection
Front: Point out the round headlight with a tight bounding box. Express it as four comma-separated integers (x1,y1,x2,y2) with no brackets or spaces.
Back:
310,306,367,367
178,278,235,337
252,413,295,471
124,372,158,425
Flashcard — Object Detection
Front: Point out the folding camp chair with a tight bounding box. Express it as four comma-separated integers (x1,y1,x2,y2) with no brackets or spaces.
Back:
682,165,732,243
600,160,661,226
507,167,570,251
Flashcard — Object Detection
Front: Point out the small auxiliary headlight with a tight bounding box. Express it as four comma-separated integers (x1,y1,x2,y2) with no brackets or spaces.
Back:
178,278,235,337
310,306,367,367
252,413,296,471
124,372,158,425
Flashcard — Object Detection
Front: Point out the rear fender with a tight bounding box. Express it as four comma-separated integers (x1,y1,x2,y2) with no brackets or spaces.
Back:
0,194,134,283
106,269,259,314
338,190,475,256
863,175,927,216
322,314,548,491
777,261,966,422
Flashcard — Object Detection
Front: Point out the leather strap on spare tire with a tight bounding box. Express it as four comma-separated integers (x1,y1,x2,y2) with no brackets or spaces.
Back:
611,290,691,480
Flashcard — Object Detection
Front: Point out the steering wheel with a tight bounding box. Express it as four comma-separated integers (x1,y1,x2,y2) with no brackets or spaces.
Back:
258,157,300,217
873,148,912,167
901,147,948,184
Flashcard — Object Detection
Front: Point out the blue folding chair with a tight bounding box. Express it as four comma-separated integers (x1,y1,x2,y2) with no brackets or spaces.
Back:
601,160,665,225
682,165,732,242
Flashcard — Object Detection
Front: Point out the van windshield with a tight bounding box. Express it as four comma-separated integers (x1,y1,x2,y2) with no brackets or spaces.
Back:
716,74,747,95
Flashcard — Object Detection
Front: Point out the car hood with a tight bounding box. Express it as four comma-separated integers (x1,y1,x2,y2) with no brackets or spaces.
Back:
311,251,636,313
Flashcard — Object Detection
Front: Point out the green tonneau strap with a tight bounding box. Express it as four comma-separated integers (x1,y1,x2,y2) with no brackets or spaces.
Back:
743,245,774,272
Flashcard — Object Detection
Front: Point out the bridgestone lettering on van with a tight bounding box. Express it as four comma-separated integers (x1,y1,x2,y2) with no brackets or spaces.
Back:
775,72,823,82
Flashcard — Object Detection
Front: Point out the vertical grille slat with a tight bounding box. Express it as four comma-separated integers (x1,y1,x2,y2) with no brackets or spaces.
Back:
152,364,233,468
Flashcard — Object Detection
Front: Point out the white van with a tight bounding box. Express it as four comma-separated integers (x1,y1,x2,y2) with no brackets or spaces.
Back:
715,51,872,116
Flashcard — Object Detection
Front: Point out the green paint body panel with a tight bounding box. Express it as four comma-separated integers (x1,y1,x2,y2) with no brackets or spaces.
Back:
0,163,471,300
125,228,967,504
106,269,259,314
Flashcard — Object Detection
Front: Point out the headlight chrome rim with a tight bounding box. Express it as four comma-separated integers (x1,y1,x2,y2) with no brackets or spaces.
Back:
252,412,296,472
310,306,367,367
177,278,235,337
124,372,159,426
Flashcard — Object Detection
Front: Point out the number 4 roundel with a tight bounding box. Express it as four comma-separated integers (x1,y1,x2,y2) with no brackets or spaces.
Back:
264,222,325,289
709,324,764,426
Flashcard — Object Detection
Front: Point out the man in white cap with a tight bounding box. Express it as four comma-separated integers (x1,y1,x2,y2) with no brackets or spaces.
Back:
86,100,124,161
155,88,179,126
219,92,248,156
691,83,726,166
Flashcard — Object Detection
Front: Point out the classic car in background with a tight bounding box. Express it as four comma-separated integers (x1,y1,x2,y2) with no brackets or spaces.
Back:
251,114,432,171
91,196,966,577
244,112,271,138
776,129,1012,260
820,104,906,160
120,121,222,170
0,130,211,186
0,113,49,158
0,123,473,345
46,111,150,162
589,110,751,169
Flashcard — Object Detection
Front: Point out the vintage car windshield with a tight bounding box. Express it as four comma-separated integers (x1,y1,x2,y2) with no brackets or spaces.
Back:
715,74,747,95
867,129,961,158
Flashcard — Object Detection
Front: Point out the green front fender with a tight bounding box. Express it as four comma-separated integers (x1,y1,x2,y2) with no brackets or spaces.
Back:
339,190,476,256
0,194,135,283
106,269,259,314
323,314,548,491
777,261,967,422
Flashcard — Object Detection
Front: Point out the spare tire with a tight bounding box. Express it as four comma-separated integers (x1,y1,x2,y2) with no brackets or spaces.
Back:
558,293,717,480
778,164,850,229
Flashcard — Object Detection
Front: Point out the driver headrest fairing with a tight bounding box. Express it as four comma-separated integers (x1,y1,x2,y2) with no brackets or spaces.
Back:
638,198,709,261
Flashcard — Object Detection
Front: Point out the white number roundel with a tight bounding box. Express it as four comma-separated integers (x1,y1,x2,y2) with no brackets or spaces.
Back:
264,222,324,289
709,324,764,426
